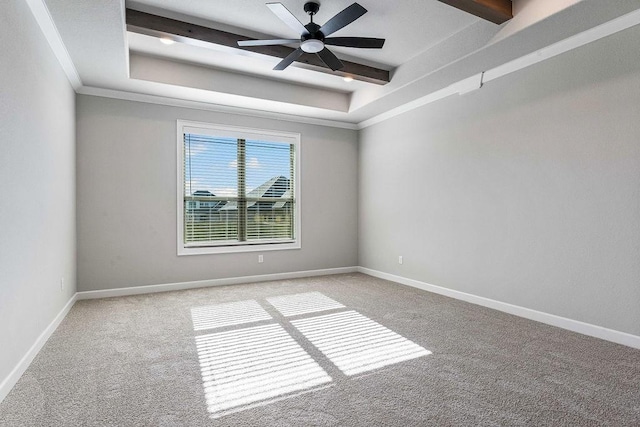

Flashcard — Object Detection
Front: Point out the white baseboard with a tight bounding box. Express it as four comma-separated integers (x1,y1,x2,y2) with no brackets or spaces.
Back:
77,266,358,300
358,267,640,350
0,293,78,404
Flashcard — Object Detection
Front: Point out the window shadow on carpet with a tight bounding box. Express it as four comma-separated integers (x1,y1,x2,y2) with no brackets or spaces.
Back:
191,292,431,419
291,310,431,376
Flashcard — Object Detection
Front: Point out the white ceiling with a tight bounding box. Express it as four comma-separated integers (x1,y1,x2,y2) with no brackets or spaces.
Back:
40,0,640,126
127,0,480,67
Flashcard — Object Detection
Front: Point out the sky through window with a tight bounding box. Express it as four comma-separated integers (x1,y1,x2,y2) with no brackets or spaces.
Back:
184,135,292,197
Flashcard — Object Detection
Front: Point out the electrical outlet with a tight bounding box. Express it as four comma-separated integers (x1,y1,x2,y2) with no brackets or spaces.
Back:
398,256,403,265
60,277,64,292
258,254,264,263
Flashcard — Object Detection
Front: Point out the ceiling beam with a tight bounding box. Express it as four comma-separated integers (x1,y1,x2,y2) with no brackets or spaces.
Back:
438,0,512,25
126,9,390,85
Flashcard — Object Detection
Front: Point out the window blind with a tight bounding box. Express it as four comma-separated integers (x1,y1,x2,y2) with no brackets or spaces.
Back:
183,132,296,247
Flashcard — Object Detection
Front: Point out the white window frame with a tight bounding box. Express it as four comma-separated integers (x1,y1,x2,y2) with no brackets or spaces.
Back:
177,120,301,256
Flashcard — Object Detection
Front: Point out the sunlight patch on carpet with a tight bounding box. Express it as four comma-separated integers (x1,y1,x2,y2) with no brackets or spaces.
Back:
291,310,431,376
267,292,345,317
195,323,332,418
191,300,272,331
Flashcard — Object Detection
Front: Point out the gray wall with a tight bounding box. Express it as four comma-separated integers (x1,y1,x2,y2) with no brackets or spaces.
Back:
359,26,640,336
0,0,76,385
76,96,358,291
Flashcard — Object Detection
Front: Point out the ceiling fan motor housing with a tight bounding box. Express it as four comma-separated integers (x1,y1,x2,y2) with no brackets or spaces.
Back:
301,20,324,53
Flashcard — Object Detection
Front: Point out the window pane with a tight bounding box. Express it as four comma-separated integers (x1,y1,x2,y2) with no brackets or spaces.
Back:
184,134,238,243
245,140,295,241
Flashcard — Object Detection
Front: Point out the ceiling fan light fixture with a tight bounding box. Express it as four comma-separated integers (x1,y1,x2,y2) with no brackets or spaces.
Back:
300,39,324,53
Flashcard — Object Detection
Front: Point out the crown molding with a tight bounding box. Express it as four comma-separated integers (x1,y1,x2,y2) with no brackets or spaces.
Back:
25,0,82,90
77,86,359,130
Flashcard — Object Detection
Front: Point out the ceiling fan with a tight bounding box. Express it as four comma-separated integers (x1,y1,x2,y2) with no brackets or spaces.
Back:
237,2,385,72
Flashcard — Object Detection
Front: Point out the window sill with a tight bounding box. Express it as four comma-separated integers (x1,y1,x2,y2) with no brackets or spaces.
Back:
178,241,301,256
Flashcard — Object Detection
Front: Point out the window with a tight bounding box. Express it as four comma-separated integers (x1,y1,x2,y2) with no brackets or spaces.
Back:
177,121,300,255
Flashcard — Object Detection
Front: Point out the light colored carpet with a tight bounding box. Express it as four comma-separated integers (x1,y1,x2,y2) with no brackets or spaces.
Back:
1,273,639,426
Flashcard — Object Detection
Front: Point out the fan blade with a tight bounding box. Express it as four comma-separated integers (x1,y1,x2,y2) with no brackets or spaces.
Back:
267,3,308,35
316,48,344,71
320,3,367,36
238,39,300,47
274,47,304,70
324,37,385,49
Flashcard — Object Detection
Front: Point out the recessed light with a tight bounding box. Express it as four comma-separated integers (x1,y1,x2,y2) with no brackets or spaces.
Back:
343,76,354,82
160,38,175,45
